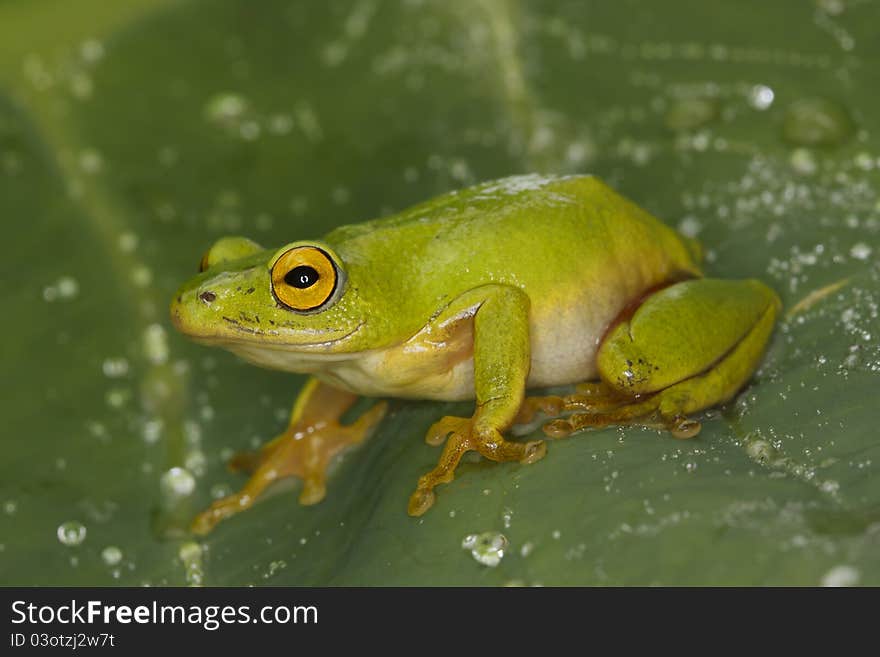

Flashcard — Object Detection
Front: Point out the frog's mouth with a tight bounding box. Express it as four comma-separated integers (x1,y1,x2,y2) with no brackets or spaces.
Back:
170,294,366,355
200,320,364,349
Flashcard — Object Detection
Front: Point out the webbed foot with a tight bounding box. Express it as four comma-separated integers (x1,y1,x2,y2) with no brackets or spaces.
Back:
408,415,546,517
192,379,387,535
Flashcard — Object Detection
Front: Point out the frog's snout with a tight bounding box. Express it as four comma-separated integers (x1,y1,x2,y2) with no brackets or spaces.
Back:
169,291,204,337
169,294,187,333
170,285,220,333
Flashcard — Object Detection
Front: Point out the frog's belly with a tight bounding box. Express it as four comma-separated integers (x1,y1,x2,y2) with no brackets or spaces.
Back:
315,301,612,401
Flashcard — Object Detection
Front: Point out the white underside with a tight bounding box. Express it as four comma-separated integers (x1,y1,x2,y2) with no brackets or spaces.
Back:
227,294,615,401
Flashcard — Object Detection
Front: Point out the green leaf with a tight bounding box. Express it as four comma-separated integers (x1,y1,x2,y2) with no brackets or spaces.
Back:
2,0,878,586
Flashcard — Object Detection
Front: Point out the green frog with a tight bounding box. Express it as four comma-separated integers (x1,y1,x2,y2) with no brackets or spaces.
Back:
170,174,780,534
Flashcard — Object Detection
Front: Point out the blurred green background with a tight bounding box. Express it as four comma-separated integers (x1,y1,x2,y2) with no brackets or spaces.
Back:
1,0,878,586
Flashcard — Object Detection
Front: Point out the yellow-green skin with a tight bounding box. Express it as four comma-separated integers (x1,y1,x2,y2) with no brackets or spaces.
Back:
171,174,779,411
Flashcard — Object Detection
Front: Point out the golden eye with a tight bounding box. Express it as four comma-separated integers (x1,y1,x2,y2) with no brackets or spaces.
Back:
270,246,339,311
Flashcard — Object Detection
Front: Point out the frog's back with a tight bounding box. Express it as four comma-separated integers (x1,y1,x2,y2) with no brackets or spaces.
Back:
328,174,620,243
325,174,700,295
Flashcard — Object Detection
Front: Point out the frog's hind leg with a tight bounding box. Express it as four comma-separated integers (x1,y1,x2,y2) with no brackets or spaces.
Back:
191,378,387,535
513,383,678,437
540,279,781,440
514,381,631,427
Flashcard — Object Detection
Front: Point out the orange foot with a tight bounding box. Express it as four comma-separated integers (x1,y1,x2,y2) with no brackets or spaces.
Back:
192,379,387,535
407,414,546,517
535,382,701,440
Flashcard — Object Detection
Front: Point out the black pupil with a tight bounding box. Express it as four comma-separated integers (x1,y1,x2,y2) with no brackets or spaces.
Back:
285,265,319,289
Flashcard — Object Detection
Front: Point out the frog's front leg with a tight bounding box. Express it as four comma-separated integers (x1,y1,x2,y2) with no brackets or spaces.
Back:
191,377,387,534
408,285,544,516
544,278,781,439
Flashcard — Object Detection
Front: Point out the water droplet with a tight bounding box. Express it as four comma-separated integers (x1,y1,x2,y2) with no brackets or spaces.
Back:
79,148,103,174
264,560,287,579
143,324,169,365
746,439,777,463
23,54,53,90
239,120,261,141
819,479,840,494
677,216,702,238
747,84,775,111
782,97,854,147
204,93,248,127
185,449,207,476
461,532,508,567
118,232,139,252
566,141,593,166
178,541,205,586
268,114,293,135
131,265,152,288
160,467,196,498
101,546,123,566
789,148,818,175
105,386,131,409
43,276,80,302
57,521,87,546
854,152,875,171
820,564,859,587
80,39,105,63
102,357,129,378
142,419,162,444
69,73,93,99
817,0,846,16
57,277,79,299
850,242,872,261
321,41,347,67
210,483,231,499
294,103,323,142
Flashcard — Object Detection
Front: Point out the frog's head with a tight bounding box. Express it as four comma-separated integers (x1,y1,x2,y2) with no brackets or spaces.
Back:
170,236,374,370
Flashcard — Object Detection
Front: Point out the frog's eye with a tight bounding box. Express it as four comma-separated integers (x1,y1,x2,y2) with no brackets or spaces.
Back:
270,246,340,312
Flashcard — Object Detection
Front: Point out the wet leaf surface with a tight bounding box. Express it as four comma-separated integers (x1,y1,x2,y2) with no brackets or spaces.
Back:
1,0,878,585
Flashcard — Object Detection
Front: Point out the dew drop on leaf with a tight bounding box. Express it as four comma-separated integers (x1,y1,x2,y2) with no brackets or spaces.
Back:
56,521,87,547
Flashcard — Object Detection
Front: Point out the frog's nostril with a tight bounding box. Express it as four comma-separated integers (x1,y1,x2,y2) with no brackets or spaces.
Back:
199,291,217,304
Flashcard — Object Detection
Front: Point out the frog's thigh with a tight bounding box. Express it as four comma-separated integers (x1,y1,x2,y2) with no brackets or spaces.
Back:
598,278,781,410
